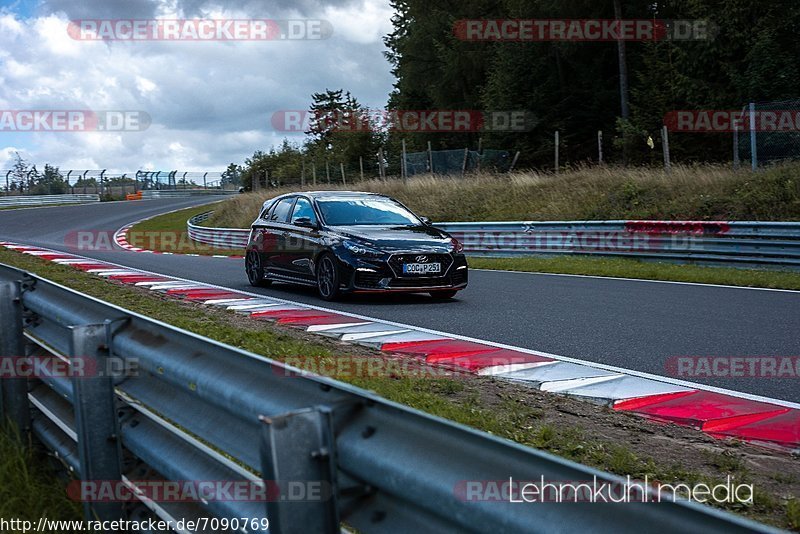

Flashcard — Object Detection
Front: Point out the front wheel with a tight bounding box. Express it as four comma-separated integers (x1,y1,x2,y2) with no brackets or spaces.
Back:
245,250,271,287
429,290,458,300
316,253,342,301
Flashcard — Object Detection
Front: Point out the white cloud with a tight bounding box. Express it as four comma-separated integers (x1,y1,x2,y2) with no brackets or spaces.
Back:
324,0,394,44
0,0,395,172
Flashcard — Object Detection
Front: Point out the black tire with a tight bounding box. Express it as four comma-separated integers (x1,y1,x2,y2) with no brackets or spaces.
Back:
245,250,271,287
429,290,458,300
316,253,342,301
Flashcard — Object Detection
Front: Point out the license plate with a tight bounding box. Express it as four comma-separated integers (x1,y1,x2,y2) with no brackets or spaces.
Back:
402,262,441,275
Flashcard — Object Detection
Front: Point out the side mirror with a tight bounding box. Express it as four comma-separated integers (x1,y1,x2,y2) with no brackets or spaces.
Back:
294,217,318,229
420,216,432,225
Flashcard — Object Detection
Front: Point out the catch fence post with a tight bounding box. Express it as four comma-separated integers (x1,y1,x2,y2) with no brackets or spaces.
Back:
749,102,757,171
554,131,560,174
597,130,603,164
401,140,408,183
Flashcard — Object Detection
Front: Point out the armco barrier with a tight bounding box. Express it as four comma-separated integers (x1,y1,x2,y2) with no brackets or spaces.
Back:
186,213,800,270
437,220,800,269
0,264,771,533
0,194,100,208
187,211,251,248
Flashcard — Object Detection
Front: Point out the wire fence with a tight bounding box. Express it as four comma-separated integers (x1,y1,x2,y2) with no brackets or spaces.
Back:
736,99,800,168
0,169,233,197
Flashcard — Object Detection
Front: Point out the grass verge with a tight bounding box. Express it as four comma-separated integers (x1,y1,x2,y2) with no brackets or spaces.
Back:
468,255,800,290
126,202,244,256
207,162,800,228
0,424,83,525
0,247,797,530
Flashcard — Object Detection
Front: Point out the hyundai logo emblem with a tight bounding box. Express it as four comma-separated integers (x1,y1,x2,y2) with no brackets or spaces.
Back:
415,255,429,263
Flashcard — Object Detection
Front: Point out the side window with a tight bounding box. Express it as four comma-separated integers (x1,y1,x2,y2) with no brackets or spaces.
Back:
290,198,317,225
270,197,296,223
259,199,277,220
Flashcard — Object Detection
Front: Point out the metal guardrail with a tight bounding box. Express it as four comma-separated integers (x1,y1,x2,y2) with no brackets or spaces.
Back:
0,264,770,533
0,194,100,208
187,212,251,248
436,220,800,269
186,213,800,270
141,190,239,199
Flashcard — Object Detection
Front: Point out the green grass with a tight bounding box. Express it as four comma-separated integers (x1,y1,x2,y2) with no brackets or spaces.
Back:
205,162,800,229
468,255,800,290
0,247,797,530
128,164,800,289
0,424,83,524
127,202,244,256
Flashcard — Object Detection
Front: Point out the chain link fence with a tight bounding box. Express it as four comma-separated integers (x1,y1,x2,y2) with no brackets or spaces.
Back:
736,99,800,168
405,148,513,177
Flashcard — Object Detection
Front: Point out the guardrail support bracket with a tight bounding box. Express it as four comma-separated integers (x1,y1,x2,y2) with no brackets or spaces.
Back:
70,323,124,522
260,405,342,534
0,280,30,433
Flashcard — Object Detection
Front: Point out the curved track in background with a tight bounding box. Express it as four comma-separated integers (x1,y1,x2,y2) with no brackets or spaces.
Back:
0,199,798,403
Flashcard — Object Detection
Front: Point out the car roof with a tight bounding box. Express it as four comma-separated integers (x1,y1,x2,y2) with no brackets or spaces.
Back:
279,191,389,200
261,191,392,212
306,191,384,198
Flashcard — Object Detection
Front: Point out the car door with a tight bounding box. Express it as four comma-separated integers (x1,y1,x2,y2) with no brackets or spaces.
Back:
250,200,276,267
285,196,322,280
262,196,296,274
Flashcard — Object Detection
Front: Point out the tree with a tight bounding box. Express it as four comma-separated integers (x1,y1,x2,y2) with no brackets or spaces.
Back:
306,89,381,175
221,163,242,187
32,164,68,195
10,152,28,192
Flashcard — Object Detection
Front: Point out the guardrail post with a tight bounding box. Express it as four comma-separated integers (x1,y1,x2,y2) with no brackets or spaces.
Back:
749,102,757,170
260,407,340,534
0,280,30,433
69,323,124,522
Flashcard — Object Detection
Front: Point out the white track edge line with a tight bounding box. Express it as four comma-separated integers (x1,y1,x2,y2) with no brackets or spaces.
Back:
8,242,800,411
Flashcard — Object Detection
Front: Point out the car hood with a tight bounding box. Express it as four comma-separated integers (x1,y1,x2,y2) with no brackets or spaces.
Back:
329,224,453,252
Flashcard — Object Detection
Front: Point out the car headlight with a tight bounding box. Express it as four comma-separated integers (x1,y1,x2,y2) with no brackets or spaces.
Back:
450,237,464,253
343,240,383,257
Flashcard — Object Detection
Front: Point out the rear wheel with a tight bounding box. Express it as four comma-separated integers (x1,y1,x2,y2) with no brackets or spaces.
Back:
245,250,271,287
429,290,457,300
316,253,341,301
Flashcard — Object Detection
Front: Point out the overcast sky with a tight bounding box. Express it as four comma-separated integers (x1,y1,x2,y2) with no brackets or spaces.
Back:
0,0,395,173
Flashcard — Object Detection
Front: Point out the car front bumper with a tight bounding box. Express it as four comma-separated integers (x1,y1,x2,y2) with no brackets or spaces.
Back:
337,252,469,293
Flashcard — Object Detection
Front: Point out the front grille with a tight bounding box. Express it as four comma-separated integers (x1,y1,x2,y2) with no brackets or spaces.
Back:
388,276,452,288
388,253,454,277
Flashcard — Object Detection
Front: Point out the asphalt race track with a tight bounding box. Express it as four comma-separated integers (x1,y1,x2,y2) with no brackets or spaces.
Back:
1,199,798,403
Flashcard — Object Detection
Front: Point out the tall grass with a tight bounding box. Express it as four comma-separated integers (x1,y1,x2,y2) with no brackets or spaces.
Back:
0,425,83,522
205,163,800,228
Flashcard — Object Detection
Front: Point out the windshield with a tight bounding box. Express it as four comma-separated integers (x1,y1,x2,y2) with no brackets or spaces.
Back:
316,198,421,226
